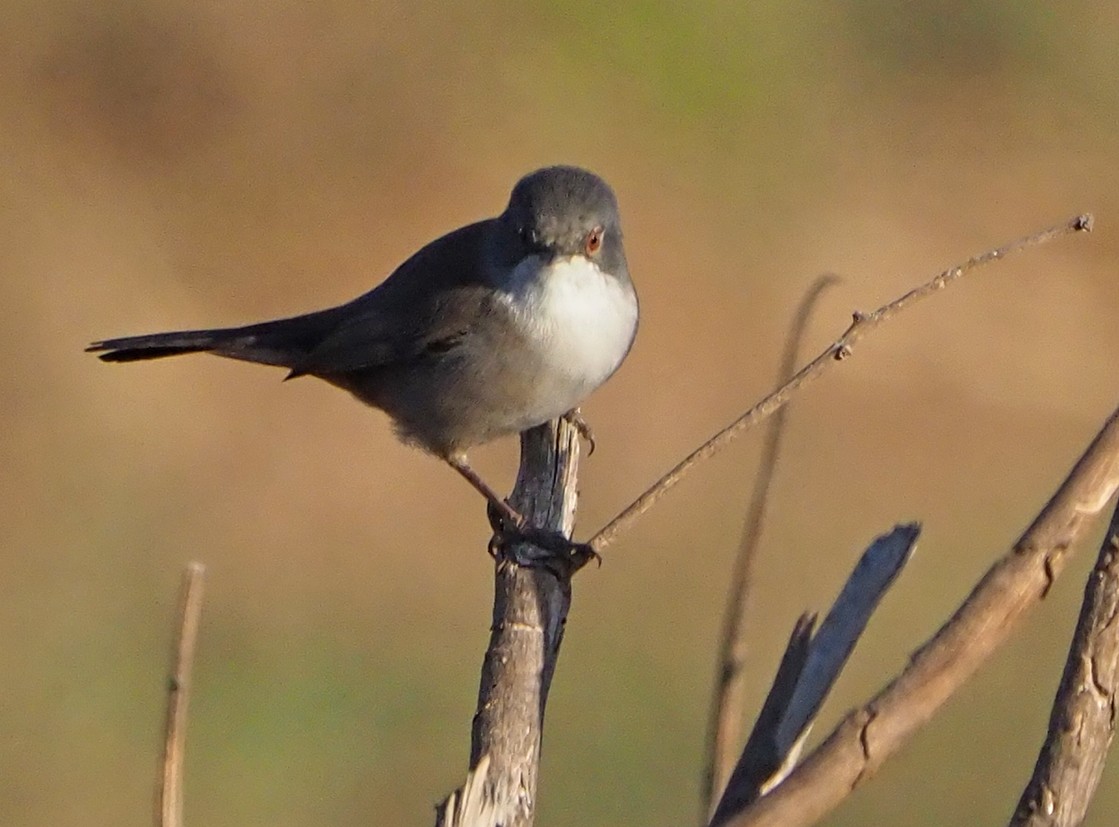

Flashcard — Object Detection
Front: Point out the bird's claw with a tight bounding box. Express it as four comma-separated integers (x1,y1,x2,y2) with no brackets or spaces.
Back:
563,409,596,456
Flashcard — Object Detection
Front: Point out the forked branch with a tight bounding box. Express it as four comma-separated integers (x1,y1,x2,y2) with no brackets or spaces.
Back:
440,213,1094,827
720,401,1119,827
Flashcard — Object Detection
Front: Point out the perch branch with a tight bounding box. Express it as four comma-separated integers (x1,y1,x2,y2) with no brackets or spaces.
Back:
703,274,839,819
719,400,1119,827
589,214,1092,553
453,419,582,827
1010,500,1119,826
156,562,205,827
709,523,918,826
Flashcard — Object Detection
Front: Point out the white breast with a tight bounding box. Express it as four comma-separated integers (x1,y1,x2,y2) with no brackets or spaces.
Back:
500,254,638,422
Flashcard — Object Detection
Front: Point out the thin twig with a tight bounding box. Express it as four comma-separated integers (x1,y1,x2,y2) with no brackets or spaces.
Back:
156,563,206,827
589,214,1093,552
719,400,1119,827
702,274,839,820
709,524,918,826
1010,501,1119,827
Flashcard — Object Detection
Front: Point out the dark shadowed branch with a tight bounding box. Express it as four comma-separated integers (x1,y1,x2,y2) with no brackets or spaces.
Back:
719,402,1119,827
734,615,817,796
1010,500,1119,827
709,524,918,826
589,214,1092,553
702,274,839,820
157,562,205,827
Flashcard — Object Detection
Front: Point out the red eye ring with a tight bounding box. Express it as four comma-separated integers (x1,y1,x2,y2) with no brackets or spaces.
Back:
585,226,604,256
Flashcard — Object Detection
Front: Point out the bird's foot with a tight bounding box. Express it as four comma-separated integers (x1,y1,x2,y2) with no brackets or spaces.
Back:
486,502,600,572
563,409,596,456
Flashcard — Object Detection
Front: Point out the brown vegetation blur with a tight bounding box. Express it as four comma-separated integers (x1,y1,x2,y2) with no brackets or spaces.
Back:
3,2,1119,825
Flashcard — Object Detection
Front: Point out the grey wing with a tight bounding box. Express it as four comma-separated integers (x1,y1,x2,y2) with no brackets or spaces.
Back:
287,220,498,377
288,286,491,377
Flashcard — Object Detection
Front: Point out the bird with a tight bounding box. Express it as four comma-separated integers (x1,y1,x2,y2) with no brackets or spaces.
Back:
88,165,639,532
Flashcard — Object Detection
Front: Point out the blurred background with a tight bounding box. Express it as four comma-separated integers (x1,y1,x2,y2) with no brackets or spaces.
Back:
3,1,1118,825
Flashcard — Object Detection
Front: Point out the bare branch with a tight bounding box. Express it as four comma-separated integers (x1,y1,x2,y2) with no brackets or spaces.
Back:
589,214,1093,552
719,401,1119,827
1010,501,1119,827
703,274,839,819
458,419,582,827
709,524,918,826
156,562,206,827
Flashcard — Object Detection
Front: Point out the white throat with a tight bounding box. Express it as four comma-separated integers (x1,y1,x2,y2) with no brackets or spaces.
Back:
501,254,638,420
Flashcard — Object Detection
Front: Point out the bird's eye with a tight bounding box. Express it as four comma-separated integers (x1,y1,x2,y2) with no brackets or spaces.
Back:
585,226,604,256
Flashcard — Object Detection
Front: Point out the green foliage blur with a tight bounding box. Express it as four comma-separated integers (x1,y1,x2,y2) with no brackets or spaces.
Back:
3,1,1119,825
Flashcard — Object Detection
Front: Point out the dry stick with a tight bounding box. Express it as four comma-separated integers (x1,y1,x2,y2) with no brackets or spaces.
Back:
702,274,840,821
156,563,206,827
589,214,1093,554
709,523,919,827
461,419,582,827
1010,501,1119,827
719,401,1119,827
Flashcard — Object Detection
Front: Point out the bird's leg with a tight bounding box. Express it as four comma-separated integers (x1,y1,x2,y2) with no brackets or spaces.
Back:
563,408,596,456
444,452,600,570
445,453,525,529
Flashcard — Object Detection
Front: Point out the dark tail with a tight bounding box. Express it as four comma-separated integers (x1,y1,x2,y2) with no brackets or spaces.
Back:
87,309,342,369
87,330,235,362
